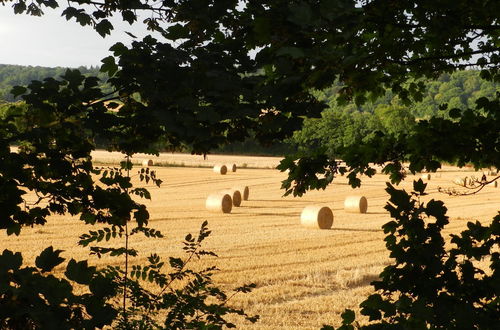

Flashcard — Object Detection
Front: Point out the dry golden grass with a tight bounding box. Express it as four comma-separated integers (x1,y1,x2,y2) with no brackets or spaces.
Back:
1,152,498,329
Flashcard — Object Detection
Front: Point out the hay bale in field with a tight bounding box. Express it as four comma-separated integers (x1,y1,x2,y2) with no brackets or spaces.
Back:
221,189,242,206
344,196,368,214
233,185,249,200
486,181,498,188
421,173,431,180
453,177,467,187
142,159,153,167
205,193,232,213
227,163,237,172
213,164,227,175
300,205,333,229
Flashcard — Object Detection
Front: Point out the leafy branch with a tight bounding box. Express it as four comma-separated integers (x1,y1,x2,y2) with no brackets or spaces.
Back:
323,180,499,329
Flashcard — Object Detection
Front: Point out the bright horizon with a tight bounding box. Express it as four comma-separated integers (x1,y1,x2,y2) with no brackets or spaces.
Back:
0,4,153,68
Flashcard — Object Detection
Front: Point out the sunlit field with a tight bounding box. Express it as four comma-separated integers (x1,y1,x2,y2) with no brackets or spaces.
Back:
2,151,498,329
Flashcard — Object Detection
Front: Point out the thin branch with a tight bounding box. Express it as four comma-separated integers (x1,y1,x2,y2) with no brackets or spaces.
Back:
438,175,499,196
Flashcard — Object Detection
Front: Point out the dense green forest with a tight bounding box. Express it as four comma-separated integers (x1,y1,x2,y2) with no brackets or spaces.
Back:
290,70,498,156
1,66,497,156
313,70,498,118
0,64,107,102
218,70,497,155
246,70,497,156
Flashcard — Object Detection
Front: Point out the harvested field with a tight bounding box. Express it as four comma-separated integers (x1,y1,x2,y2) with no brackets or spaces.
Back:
1,152,498,329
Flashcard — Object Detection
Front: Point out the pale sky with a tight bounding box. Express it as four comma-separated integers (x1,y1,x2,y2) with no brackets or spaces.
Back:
0,4,153,68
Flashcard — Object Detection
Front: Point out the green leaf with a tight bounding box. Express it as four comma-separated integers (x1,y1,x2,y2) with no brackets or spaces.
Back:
413,179,427,195
11,85,27,97
134,205,149,226
80,212,96,224
449,108,461,119
100,56,118,76
35,246,65,272
0,249,23,271
167,24,190,39
169,257,184,269
109,42,128,56
95,19,113,37
341,309,355,324
65,259,96,284
121,10,136,24
89,275,117,298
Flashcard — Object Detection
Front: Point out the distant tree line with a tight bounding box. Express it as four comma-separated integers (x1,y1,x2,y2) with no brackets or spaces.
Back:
0,64,110,101
1,66,497,157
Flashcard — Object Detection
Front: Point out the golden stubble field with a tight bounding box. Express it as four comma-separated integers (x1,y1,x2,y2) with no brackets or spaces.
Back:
2,152,499,329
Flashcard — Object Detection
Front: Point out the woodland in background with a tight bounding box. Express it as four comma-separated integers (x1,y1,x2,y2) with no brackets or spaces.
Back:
0,64,110,102
2,65,497,157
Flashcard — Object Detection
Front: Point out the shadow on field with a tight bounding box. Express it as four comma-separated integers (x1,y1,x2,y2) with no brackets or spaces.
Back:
330,227,381,233
241,211,301,218
347,273,382,289
238,205,275,209
249,199,305,203
333,182,386,187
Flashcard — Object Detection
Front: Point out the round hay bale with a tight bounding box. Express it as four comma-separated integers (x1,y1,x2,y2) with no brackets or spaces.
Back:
344,196,368,214
233,185,249,200
205,193,232,213
213,164,227,175
421,173,431,180
227,163,237,172
453,177,467,187
142,159,153,167
221,189,242,207
300,205,333,229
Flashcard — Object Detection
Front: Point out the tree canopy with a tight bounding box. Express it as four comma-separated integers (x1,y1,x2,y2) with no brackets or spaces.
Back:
2,0,498,189
2,0,498,159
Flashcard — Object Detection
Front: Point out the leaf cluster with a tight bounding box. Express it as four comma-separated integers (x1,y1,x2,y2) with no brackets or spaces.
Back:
112,221,259,329
0,247,118,329
323,181,499,329
5,0,497,155
280,93,499,196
